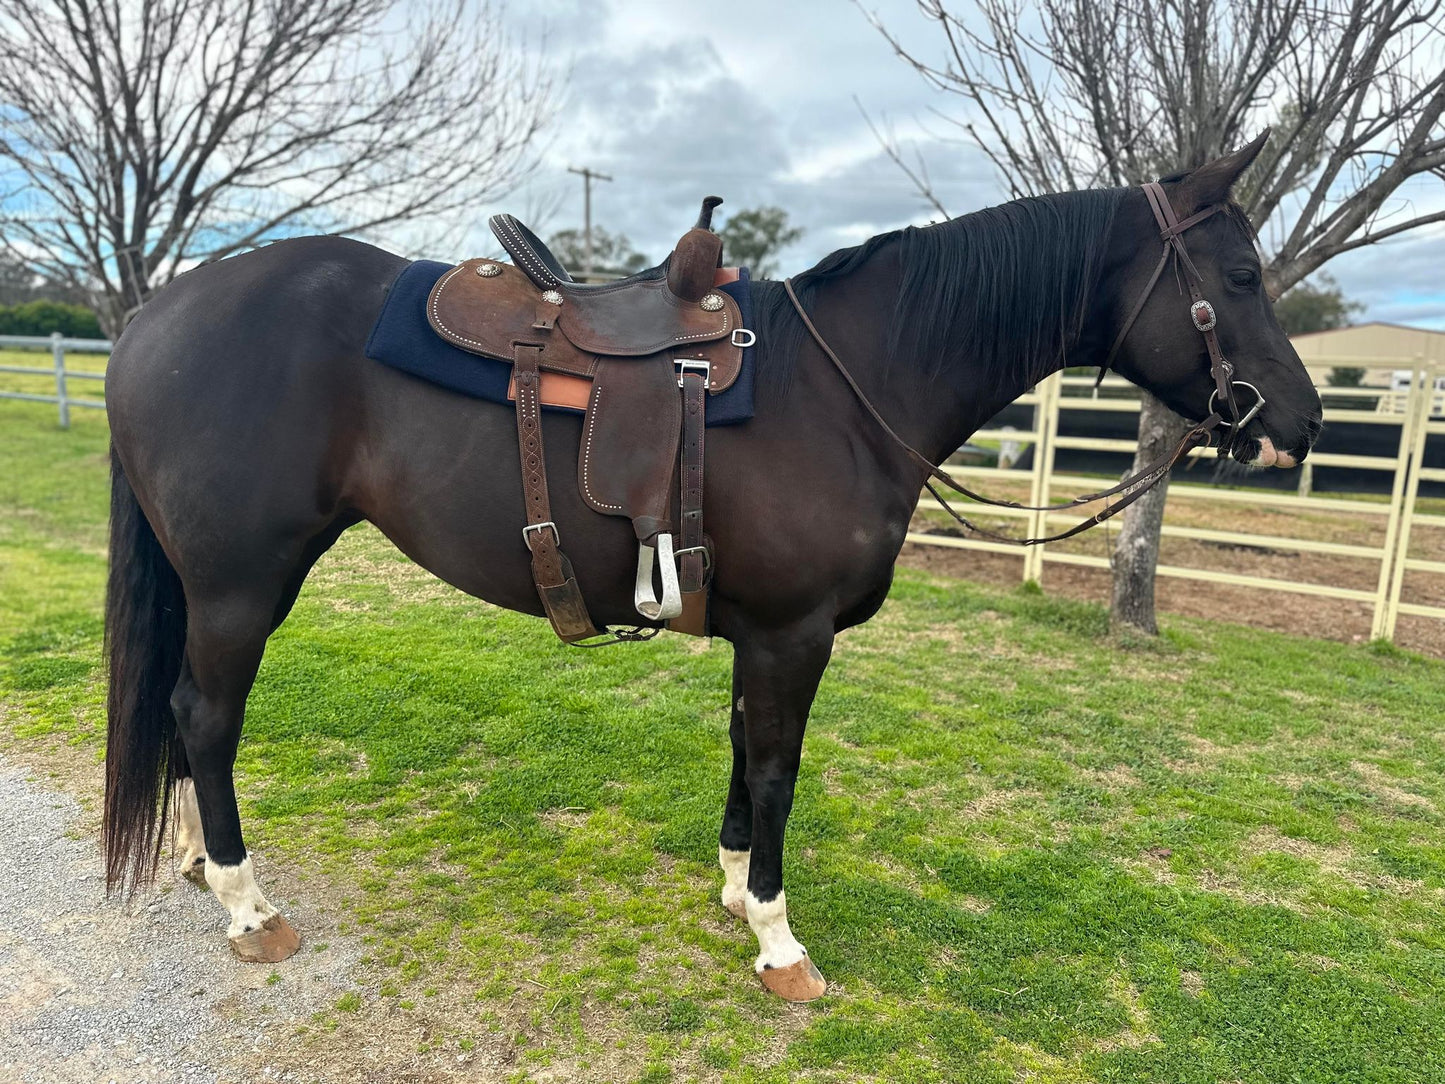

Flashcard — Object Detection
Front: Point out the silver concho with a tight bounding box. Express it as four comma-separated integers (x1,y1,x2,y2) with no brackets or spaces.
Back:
542,289,564,306
699,293,725,312
476,262,502,277
1190,299,1217,332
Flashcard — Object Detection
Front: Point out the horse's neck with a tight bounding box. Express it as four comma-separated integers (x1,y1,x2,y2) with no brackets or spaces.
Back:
816,264,1073,470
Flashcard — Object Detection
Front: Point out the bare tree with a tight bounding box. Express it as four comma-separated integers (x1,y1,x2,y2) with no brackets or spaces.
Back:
0,0,556,336
865,0,1445,634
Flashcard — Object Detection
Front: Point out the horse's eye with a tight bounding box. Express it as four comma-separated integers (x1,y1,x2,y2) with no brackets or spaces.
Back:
1228,269,1259,289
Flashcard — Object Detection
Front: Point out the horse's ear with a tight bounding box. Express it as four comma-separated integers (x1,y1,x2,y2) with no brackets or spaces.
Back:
1176,130,1270,210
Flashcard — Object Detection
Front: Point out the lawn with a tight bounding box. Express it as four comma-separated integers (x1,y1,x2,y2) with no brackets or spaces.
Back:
3,395,1445,1083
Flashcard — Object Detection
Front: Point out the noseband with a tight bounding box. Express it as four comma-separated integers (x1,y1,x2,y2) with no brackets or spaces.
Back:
783,181,1262,546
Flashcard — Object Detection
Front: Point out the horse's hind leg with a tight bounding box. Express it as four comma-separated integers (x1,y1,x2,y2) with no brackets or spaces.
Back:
171,588,299,962
174,777,208,885
169,519,354,895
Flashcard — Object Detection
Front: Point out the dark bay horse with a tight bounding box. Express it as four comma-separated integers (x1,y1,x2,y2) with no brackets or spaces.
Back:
103,137,1321,999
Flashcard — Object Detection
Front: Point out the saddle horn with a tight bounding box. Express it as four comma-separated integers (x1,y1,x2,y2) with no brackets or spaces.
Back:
695,196,724,230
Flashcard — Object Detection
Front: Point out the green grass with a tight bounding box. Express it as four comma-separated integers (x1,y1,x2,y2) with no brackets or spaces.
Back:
4,396,1445,1082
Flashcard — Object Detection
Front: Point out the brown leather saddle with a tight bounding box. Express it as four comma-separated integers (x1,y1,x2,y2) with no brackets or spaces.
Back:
427,197,754,644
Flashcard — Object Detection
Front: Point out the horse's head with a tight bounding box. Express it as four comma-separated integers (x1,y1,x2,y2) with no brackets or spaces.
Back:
1102,134,1322,467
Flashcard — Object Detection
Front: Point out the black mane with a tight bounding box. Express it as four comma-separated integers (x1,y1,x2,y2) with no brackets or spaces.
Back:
754,187,1128,395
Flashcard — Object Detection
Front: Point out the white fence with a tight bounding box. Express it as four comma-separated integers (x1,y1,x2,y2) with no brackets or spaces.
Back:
908,358,1445,642
4,335,1443,643
0,332,110,427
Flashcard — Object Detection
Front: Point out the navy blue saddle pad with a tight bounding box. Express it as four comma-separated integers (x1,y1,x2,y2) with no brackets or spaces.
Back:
365,260,756,426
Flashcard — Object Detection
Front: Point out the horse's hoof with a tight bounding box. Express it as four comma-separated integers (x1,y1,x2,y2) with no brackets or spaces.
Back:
181,857,208,888
723,895,748,920
758,955,826,1002
229,914,301,963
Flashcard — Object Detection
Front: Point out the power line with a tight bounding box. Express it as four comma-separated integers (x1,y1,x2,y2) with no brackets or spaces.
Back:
567,166,613,281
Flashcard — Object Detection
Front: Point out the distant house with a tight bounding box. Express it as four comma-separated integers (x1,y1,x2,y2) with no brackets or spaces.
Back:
1290,322,1445,389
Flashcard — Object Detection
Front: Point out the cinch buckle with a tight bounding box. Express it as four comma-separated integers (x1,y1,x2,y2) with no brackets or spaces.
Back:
522,520,559,547
675,358,710,387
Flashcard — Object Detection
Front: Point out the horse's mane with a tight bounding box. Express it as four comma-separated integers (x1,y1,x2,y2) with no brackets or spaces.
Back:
752,186,1129,396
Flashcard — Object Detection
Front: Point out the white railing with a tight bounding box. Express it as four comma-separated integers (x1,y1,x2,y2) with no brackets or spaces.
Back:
909,357,1445,642
0,332,110,428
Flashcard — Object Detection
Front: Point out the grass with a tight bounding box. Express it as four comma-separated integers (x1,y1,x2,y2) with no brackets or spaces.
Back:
3,395,1445,1082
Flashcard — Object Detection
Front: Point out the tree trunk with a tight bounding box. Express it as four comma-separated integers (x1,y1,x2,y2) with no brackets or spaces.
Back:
1110,392,1192,635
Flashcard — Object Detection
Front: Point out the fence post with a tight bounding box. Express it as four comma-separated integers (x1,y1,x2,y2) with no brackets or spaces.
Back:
51,332,69,429
1377,358,1434,642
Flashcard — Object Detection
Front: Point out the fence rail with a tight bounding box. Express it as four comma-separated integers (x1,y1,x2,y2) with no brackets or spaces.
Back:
908,358,1445,644
0,332,110,428
4,335,1443,642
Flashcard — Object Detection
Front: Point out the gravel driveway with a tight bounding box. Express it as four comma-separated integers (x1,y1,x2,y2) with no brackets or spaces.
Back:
0,755,363,1084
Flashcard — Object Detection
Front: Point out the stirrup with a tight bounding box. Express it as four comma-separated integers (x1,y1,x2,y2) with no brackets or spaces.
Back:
634,534,683,620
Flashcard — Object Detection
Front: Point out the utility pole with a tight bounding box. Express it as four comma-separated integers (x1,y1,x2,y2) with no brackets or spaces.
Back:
567,166,613,282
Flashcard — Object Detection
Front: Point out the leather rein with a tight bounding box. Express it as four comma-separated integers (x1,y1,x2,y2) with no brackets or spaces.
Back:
783,180,1266,546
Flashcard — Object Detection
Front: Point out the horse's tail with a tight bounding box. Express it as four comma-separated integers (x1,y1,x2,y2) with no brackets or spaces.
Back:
103,450,188,893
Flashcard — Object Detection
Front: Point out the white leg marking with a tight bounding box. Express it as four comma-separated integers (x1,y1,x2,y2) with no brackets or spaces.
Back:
745,889,807,972
174,779,206,872
719,846,750,916
206,855,279,940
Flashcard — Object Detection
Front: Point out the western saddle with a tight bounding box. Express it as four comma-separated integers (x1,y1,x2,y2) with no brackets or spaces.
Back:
427,197,753,644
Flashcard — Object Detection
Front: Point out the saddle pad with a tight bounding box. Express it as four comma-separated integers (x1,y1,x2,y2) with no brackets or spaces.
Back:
364,260,756,427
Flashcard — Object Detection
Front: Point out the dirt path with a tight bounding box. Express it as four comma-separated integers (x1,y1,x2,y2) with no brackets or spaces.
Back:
0,755,508,1084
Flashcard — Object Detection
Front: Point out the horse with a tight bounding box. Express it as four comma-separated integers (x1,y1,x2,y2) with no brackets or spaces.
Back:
101,134,1321,1000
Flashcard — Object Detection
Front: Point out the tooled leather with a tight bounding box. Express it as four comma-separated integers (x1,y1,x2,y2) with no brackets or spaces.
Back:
677,371,706,594
428,260,744,391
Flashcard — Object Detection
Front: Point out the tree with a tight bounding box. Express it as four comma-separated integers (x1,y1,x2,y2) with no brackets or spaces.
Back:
1272,275,1364,335
719,207,804,279
0,0,555,336
544,228,649,278
867,0,1445,634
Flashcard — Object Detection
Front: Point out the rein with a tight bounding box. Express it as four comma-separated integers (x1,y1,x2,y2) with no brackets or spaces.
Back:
782,180,1263,547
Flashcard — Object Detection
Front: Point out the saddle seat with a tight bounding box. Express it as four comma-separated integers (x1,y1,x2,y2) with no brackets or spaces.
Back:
426,197,751,645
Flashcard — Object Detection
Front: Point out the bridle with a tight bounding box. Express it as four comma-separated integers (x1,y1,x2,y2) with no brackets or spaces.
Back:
783,180,1267,546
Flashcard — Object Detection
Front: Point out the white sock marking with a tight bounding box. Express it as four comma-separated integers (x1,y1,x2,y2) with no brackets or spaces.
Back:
206,855,279,939
719,846,749,915
174,779,206,871
745,889,807,972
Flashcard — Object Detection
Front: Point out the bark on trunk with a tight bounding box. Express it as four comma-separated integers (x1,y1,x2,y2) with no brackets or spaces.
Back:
1110,392,1192,635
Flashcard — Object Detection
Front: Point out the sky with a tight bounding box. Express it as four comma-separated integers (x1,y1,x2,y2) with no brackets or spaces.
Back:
475,0,1445,329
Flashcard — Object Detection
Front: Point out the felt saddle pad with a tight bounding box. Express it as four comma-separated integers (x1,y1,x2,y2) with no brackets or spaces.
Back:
364,260,756,427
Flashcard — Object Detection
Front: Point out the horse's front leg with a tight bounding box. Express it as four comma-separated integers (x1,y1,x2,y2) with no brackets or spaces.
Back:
718,654,752,919
734,614,834,1001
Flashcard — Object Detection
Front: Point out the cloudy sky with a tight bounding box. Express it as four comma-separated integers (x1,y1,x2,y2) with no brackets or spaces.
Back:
477,0,1445,329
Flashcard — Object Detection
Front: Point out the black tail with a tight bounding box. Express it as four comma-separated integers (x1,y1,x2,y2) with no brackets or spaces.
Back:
103,450,188,892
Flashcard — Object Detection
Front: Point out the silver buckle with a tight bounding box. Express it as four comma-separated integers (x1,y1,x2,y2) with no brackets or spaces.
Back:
675,358,710,387
522,520,559,547
731,328,757,348
1208,380,1265,430
672,544,711,571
